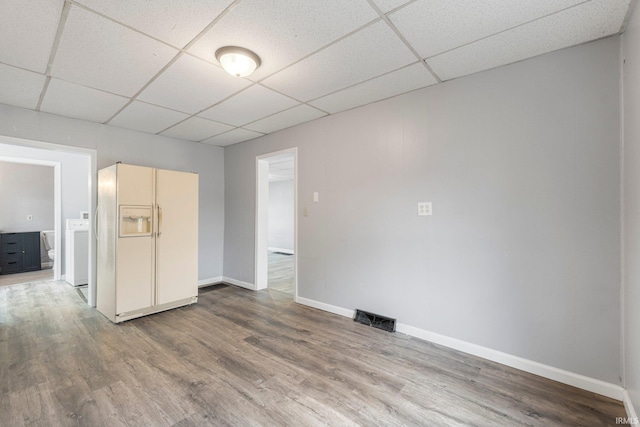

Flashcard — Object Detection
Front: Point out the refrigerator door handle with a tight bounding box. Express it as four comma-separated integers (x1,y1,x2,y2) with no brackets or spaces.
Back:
158,205,162,237
94,205,99,241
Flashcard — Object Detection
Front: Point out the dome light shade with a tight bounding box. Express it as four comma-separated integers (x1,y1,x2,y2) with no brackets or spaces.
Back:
215,46,261,77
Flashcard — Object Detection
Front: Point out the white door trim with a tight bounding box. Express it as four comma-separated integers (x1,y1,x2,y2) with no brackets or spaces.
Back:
0,135,98,307
255,148,298,297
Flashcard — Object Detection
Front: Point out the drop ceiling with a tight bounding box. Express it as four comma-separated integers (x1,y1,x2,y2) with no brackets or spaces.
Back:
0,0,634,147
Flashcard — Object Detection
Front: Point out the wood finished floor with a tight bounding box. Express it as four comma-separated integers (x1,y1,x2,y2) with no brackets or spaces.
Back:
0,268,53,288
0,281,626,426
268,251,294,295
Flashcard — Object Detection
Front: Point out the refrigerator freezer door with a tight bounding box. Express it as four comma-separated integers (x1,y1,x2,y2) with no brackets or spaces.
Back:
155,168,198,305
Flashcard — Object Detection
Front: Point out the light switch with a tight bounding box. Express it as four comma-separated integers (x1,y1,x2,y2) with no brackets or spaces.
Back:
304,207,309,217
417,202,432,216
313,192,319,202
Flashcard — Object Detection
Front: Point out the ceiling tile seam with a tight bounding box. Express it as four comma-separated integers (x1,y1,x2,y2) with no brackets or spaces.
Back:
365,0,442,83
384,0,420,16
304,60,424,104
252,17,383,85
35,77,52,112
158,83,263,135
38,75,129,101
421,0,592,63
102,51,185,124
155,113,236,139
68,1,179,49
179,0,244,51
238,103,327,131
36,1,72,111
620,0,639,32
201,127,265,144
67,0,243,125
66,0,213,51
0,61,45,76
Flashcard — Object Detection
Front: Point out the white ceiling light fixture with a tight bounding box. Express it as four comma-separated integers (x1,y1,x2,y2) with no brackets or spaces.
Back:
215,46,261,77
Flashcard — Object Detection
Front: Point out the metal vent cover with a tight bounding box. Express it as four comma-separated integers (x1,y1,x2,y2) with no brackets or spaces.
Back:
354,309,396,332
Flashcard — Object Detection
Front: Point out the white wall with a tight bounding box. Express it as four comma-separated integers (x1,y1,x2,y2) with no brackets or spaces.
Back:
0,162,54,232
623,1,640,415
268,180,294,252
0,105,225,282
224,36,621,385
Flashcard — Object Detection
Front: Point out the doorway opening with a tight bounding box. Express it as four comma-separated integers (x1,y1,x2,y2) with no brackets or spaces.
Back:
0,159,58,288
0,136,97,307
255,148,297,299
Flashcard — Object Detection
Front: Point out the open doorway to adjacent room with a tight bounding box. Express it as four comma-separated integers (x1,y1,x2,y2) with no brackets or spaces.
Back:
255,148,297,299
0,160,56,288
0,137,97,306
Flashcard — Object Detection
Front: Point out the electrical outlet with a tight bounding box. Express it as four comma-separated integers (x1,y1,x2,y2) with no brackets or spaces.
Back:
27,215,33,221
417,202,432,216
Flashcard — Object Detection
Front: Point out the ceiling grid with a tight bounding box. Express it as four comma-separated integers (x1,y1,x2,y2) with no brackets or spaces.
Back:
0,0,634,146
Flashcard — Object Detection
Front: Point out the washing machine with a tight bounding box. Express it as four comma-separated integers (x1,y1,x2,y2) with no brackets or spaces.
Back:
65,219,89,286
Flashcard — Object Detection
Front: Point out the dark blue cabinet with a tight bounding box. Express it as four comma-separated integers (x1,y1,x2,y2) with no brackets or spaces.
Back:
1,232,41,275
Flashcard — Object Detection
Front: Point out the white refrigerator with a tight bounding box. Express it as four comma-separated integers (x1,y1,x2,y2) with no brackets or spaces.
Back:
97,163,199,323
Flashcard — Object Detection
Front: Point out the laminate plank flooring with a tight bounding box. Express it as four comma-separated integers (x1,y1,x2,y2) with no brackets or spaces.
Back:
268,251,294,295
0,281,627,426
0,268,53,288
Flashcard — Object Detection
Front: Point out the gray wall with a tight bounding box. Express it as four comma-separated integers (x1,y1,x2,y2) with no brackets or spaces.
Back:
0,105,225,281
0,162,54,232
268,180,294,252
623,2,640,414
224,36,621,384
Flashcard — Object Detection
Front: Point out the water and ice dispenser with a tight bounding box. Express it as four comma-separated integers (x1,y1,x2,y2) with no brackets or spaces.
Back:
119,206,152,237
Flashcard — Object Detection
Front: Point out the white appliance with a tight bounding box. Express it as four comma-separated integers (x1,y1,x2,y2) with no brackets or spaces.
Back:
97,163,199,323
65,219,89,286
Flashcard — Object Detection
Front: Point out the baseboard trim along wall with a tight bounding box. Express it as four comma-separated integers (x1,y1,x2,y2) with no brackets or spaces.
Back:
295,296,626,402
198,277,223,287
268,247,294,254
220,276,256,290
295,296,355,318
623,390,639,423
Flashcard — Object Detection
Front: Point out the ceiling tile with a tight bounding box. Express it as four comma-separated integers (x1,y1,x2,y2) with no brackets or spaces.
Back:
74,0,234,48
370,0,413,13
51,5,178,96
0,0,64,73
426,0,630,81
188,0,378,81
261,21,417,101
244,105,326,134
40,79,129,123
109,101,189,134
0,64,46,110
389,0,585,59
138,54,251,114
161,116,233,141
198,85,299,126
309,63,437,114
201,128,264,146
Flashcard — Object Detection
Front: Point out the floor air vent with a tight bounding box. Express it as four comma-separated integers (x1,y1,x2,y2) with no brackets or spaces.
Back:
354,309,396,332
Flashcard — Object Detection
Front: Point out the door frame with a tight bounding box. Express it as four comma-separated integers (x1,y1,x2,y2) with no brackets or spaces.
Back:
255,147,297,297
0,135,97,307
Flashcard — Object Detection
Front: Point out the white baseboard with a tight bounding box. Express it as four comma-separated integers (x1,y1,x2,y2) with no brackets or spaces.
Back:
624,390,639,421
295,296,355,318
221,276,256,291
268,247,294,255
395,322,624,401
295,296,624,401
198,276,223,287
